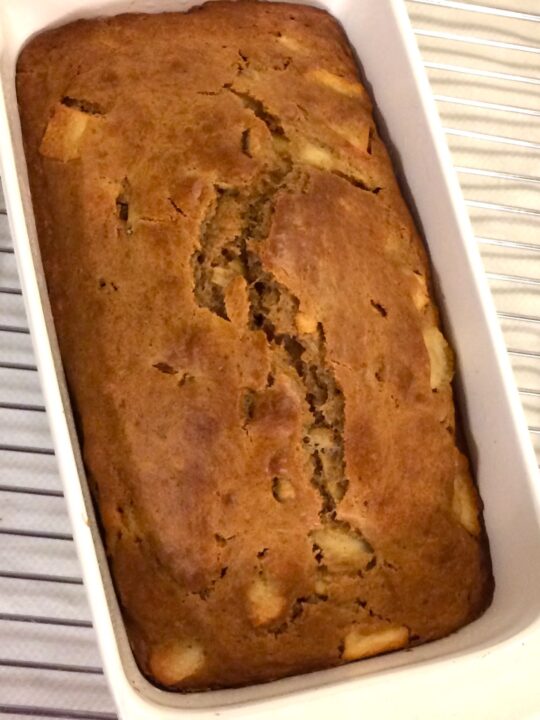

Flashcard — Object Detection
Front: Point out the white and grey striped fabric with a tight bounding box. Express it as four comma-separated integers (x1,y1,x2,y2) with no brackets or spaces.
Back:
1,1,539,717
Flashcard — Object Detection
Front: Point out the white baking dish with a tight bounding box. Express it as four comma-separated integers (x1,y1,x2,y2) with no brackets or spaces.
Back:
1,0,540,717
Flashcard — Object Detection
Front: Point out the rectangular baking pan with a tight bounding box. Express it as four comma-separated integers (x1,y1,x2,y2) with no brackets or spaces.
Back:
1,0,540,718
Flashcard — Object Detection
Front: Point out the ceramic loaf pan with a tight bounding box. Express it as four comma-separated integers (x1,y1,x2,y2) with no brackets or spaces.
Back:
0,1,539,718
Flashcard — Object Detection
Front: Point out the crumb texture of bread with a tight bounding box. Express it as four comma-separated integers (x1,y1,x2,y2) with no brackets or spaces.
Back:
17,0,493,690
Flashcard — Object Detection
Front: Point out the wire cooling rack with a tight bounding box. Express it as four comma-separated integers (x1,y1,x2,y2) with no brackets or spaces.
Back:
1,0,539,717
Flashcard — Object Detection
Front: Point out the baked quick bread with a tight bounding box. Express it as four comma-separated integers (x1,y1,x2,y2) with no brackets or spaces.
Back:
17,0,493,690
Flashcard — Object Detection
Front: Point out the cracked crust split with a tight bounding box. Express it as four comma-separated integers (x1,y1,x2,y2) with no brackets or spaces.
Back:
190,89,377,569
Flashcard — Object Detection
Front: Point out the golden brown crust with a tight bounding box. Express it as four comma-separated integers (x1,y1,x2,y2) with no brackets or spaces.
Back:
17,0,492,690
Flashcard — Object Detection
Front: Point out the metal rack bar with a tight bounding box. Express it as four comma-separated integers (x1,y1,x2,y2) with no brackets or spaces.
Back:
434,95,540,117
519,388,540,398
0,485,63,497
0,613,92,629
444,128,540,150
0,528,73,541
0,361,38,371
414,28,540,55
0,705,116,720
466,200,540,218
425,62,540,86
477,237,540,254
0,286,22,296
497,311,540,324
0,444,54,455
487,272,540,286
456,167,540,185
0,571,82,585
409,0,540,22
508,348,540,360
0,324,30,333
0,401,46,411
0,659,103,675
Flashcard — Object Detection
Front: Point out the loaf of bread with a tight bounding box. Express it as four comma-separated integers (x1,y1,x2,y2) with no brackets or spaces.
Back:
17,0,492,690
